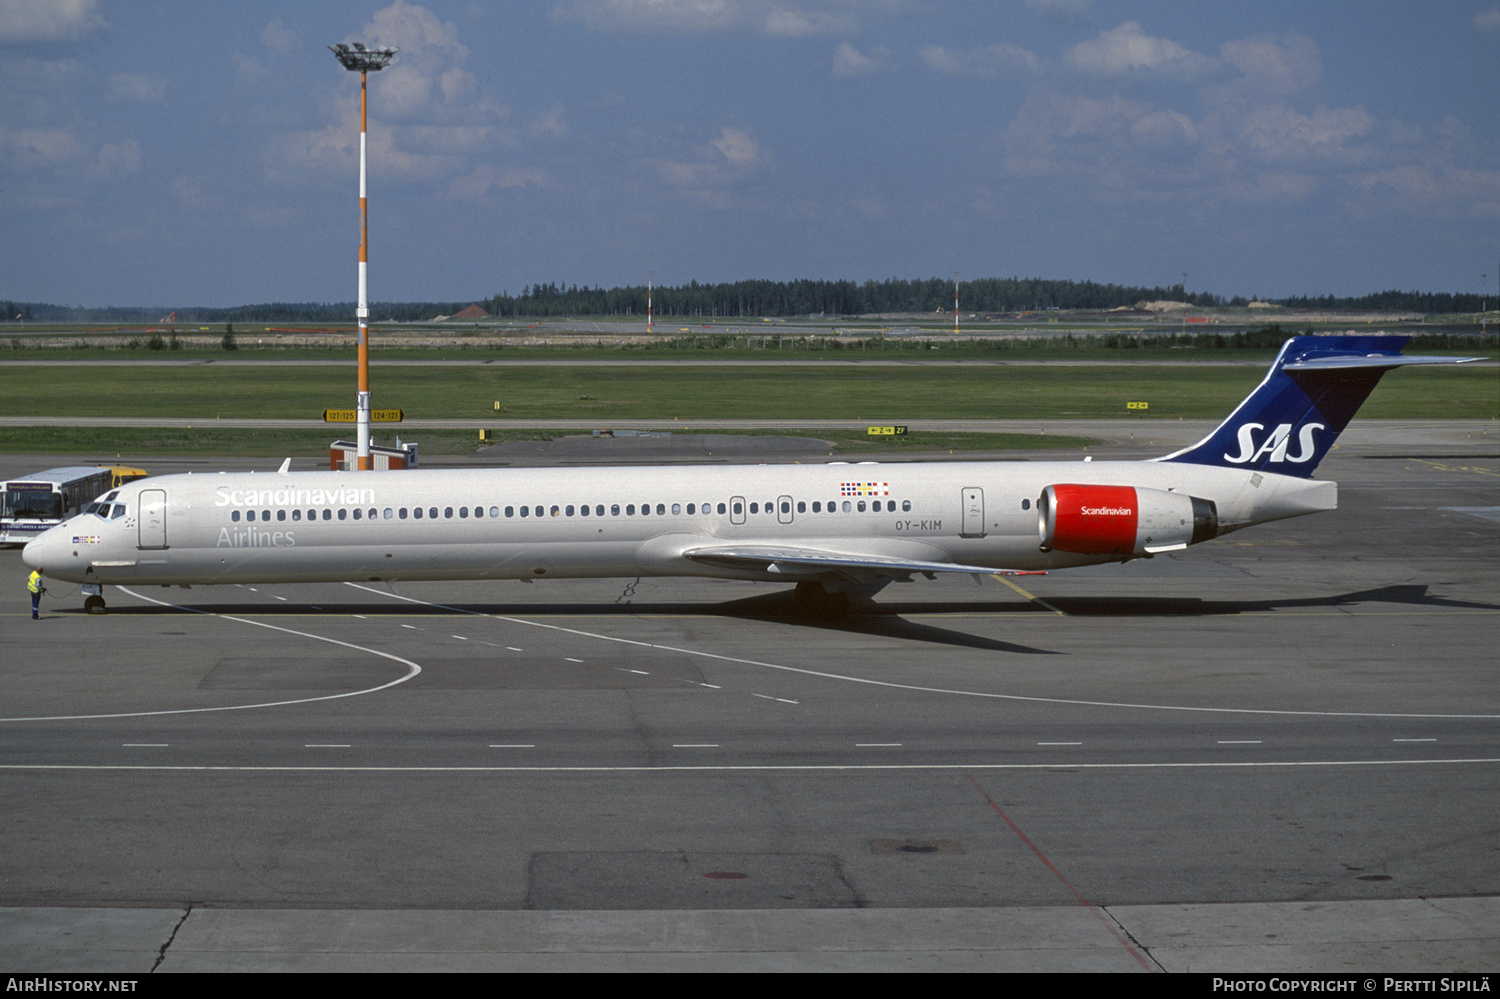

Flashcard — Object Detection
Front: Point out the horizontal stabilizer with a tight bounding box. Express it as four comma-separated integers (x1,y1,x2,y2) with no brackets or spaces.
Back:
1284,354,1481,371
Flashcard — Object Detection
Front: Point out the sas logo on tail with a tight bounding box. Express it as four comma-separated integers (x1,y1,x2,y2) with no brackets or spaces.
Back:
1224,422,1325,464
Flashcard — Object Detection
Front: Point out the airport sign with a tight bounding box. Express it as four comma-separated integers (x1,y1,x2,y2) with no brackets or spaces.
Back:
323,409,404,422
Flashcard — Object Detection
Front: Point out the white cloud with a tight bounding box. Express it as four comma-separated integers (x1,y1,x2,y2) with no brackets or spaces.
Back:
1065,22,1215,76
920,43,1041,77
1218,33,1319,97
106,73,167,105
0,0,106,43
549,0,903,37
711,126,759,166
1474,7,1500,32
1239,105,1375,164
261,18,301,55
832,41,892,78
0,127,83,169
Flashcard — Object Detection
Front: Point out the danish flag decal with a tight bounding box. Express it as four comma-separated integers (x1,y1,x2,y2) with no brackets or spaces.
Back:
1157,335,1478,478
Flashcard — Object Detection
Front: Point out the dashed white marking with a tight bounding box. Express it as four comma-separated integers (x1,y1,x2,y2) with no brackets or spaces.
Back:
1038,742,1082,746
306,744,350,748
1393,738,1437,742
489,744,535,749
564,657,584,663
697,683,721,689
400,624,418,630
507,647,523,652
451,635,467,640
341,583,1500,720
856,743,901,747
1218,740,1263,745
271,595,287,602
122,743,168,747
616,668,650,675
752,693,799,704
673,744,719,748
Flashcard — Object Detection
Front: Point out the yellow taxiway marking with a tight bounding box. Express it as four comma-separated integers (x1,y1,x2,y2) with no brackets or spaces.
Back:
1411,458,1500,478
992,574,1067,616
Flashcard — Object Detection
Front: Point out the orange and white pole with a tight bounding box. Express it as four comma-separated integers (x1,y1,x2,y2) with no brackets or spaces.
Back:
331,43,395,470
356,67,372,470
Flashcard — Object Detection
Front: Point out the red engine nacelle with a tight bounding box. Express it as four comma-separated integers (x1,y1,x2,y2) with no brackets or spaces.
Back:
1038,484,1218,556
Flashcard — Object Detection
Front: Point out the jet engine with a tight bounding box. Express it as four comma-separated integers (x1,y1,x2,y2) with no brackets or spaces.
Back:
1038,483,1218,556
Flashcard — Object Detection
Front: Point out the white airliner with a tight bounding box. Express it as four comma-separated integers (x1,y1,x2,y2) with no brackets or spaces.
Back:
22,336,1476,614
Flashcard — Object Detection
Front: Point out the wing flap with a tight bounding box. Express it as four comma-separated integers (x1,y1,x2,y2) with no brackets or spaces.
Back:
682,543,1022,577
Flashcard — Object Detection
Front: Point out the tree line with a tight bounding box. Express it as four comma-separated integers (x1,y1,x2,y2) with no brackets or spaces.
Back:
2,281,1490,324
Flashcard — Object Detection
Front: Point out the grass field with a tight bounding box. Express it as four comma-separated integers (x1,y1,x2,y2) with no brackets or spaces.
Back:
1,362,1493,421
0,426,1096,458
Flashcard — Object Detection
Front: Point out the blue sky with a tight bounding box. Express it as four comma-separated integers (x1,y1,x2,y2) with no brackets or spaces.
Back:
2,0,1497,307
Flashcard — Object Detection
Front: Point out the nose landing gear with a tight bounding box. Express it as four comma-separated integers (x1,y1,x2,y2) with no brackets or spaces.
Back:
82,584,107,615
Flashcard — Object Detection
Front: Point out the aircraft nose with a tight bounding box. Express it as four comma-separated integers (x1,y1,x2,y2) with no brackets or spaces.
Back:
22,525,67,573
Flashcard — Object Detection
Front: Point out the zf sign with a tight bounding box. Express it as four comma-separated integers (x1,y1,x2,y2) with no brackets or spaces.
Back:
867,426,908,436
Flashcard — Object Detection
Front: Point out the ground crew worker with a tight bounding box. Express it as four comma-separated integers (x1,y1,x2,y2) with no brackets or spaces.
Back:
27,567,44,619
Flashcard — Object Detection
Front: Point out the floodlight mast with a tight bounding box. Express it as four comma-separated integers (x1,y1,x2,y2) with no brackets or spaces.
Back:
330,42,397,470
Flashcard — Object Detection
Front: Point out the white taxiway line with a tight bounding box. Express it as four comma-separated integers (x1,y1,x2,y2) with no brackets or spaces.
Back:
3,758,1498,774
342,583,1500,721
0,587,423,724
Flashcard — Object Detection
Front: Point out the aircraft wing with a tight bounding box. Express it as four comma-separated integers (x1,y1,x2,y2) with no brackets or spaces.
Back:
681,543,1022,579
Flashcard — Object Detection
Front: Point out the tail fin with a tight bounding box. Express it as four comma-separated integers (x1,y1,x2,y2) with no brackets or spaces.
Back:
1158,336,1478,477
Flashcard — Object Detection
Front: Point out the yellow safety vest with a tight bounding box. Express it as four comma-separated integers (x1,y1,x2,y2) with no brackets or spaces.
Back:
27,571,42,594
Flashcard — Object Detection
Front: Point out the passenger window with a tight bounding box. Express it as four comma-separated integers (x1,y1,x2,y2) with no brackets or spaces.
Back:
431,508,439,519
399,508,408,519
595,505,604,516
566,505,575,517
292,509,301,521
461,507,469,518
580,505,589,517
547,506,557,517
858,501,867,512
812,501,821,513
534,506,543,517
413,507,423,519
613,505,622,516
520,506,529,518
657,503,666,515
505,506,515,518
671,503,681,515
475,506,484,519
384,508,393,519
231,510,240,522
719,503,727,514
797,501,805,513
842,501,851,512
731,502,741,515
780,501,790,514
445,507,454,518
750,503,758,514
490,507,499,518
353,508,362,520
902,500,911,512
338,508,347,521
686,503,695,515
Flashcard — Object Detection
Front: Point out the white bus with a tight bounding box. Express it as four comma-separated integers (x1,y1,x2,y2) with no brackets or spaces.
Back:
1,466,116,546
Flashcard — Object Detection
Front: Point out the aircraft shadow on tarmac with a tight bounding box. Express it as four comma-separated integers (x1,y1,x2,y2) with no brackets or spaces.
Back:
86,582,1496,656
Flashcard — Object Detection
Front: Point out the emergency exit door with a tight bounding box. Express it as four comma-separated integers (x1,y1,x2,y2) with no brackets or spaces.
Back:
961,487,985,538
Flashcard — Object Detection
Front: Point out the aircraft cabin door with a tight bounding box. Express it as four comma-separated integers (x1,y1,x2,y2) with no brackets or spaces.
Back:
960,487,985,538
138,488,168,549
777,495,793,525
730,496,746,526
